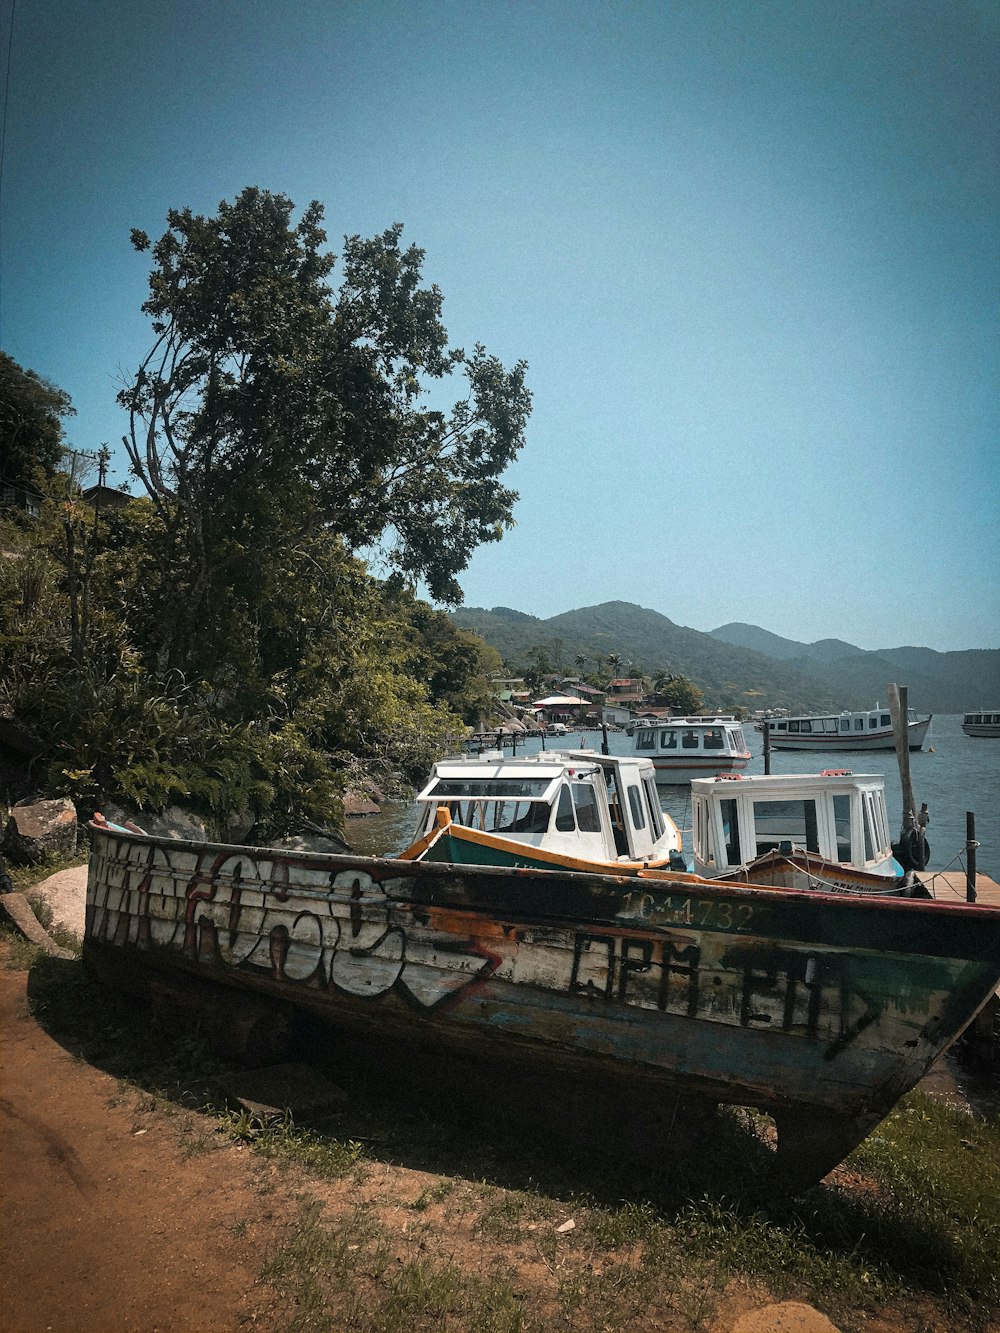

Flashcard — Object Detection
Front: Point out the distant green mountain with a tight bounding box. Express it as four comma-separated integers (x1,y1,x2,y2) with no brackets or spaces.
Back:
449,602,999,713
709,626,1000,713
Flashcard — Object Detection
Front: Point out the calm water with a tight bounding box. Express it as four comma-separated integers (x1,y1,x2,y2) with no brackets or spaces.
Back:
347,713,1000,882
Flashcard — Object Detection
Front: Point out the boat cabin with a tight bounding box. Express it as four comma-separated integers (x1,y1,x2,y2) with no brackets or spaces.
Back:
631,715,751,783
690,771,900,879
411,749,682,865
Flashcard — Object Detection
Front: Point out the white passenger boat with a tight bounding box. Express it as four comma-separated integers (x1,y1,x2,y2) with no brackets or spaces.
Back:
401,748,689,874
962,710,1000,738
680,770,918,895
763,706,931,752
631,716,751,784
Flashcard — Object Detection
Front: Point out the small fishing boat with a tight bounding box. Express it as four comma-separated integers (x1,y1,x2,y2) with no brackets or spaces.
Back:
962,710,1000,738
84,817,1000,1193
674,770,921,895
631,716,752,784
399,748,688,874
763,705,931,752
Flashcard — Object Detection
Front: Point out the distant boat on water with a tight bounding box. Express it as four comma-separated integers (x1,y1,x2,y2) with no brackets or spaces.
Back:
763,706,931,752
963,710,1000,738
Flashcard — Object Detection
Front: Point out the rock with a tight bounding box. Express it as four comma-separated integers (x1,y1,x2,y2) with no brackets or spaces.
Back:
727,1302,843,1333
2,797,78,865
101,802,209,842
343,791,381,817
0,892,75,959
271,831,354,855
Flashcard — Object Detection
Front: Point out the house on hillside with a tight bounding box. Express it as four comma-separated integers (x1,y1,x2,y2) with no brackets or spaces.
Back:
0,477,44,518
606,677,645,706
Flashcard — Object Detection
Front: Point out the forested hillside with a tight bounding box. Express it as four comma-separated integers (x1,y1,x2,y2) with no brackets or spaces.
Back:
452,603,999,713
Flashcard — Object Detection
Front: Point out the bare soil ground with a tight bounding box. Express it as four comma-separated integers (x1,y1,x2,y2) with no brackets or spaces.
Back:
0,945,298,1333
2,906,992,1333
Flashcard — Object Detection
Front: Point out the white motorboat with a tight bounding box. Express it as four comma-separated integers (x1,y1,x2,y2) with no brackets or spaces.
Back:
631,716,751,784
763,706,931,752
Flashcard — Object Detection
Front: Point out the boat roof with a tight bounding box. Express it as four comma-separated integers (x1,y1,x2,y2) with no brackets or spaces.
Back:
633,715,740,727
427,748,651,783
691,770,885,796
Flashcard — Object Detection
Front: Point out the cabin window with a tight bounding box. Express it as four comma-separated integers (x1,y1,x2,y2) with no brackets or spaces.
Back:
855,718,864,730
840,718,850,731
431,778,550,799
862,796,876,861
964,714,973,724
734,728,747,749
572,783,601,833
799,721,812,733
751,799,820,855
720,797,741,866
868,716,878,729
445,799,551,835
776,721,787,731
641,775,666,838
635,730,655,751
627,785,646,829
555,785,576,832
788,721,800,733
659,730,678,749
681,730,699,749
824,719,839,732
833,794,852,861
703,728,724,750
880,713,891,727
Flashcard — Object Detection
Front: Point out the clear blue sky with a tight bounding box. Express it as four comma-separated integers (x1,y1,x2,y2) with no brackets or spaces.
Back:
2,0,997,651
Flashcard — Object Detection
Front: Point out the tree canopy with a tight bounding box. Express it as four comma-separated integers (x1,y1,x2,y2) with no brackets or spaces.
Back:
0,352,75,486
120,188,530,623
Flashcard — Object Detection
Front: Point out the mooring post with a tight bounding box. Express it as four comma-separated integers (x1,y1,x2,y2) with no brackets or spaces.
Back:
763,721,771,775
966,811,977,903
601,722,610,756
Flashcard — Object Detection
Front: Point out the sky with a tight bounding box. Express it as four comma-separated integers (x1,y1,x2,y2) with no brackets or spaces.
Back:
1,0,997,652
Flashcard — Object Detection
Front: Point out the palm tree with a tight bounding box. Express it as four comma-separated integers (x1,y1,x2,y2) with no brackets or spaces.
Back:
606,652,624,678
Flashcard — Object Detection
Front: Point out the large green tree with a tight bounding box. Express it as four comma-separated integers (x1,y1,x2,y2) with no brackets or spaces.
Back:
0,352,74,486
119,188,530,679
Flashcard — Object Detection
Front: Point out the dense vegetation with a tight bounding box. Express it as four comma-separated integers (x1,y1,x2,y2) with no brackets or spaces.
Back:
0,189,529,836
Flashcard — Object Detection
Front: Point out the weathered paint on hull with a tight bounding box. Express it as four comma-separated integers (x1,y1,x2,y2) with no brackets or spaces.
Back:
84,825,1000,1189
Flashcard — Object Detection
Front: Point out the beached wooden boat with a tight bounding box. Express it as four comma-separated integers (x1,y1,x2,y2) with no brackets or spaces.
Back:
83,817,1000,1193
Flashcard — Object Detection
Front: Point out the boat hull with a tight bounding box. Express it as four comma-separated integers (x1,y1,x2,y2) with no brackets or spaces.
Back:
651,755,750,784
84,824,1000,1190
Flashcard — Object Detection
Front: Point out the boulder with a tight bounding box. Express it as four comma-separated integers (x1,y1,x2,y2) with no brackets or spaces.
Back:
100,802,209,842
2,797,78,865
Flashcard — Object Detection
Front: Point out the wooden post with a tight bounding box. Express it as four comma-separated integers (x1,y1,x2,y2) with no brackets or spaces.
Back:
601,722,610,756
887,684,916,833
966,811,977,903
763,721,771,775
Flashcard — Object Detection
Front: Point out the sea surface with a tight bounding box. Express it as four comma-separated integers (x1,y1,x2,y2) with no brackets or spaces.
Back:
348,712,1000,883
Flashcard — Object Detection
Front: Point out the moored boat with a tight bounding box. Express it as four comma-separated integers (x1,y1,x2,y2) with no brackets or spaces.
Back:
763,705,931,752
962,710,1000,738
631,716,751,784
84,817,1000,1193
399,748,689,874
672,770,921,895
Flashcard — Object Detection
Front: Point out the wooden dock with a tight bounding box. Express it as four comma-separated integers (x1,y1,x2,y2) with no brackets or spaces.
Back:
917,870,1000,908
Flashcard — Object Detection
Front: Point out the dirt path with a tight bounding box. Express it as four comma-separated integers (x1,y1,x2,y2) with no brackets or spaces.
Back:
0,950,294,1333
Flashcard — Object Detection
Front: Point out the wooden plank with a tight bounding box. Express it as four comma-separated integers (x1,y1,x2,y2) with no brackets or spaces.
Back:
917,870,1000,908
